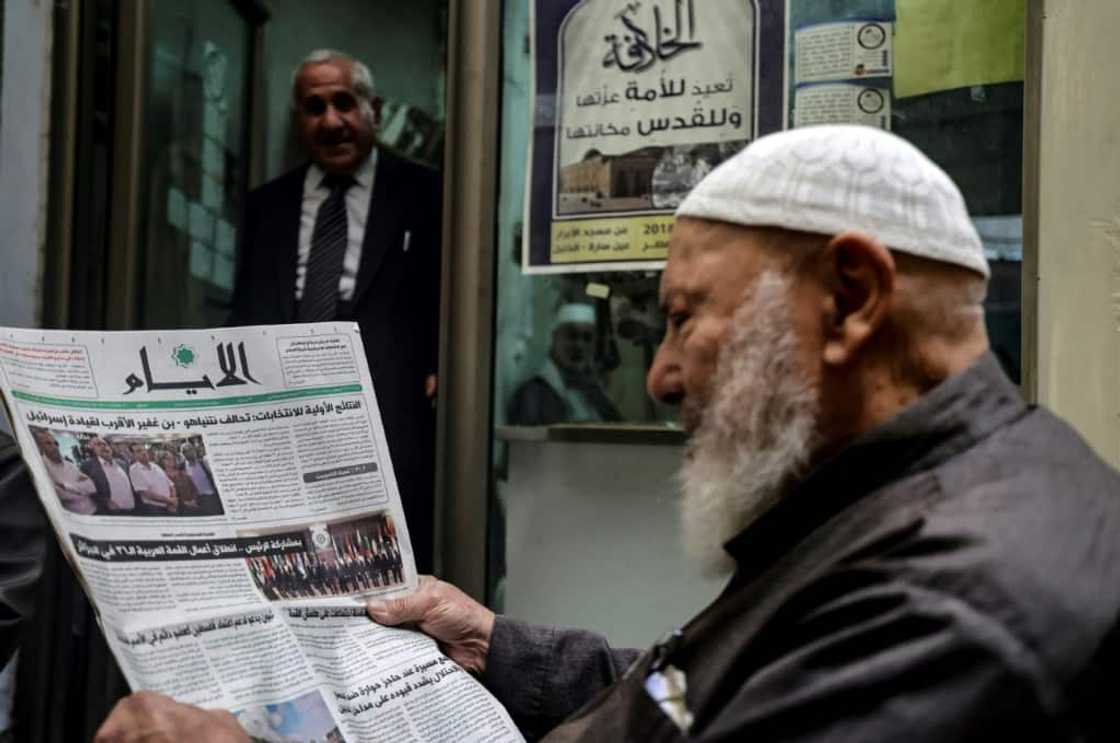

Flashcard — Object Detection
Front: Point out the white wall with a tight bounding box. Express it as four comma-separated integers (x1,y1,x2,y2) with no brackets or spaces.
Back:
502,438,725,649
0,0,51,328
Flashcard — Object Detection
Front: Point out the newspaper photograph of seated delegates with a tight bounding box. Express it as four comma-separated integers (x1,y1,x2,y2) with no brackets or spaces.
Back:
241,512,405,601
28,427,224,517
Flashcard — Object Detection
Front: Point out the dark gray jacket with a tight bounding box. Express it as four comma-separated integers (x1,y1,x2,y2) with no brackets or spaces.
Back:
0,433,47,667
484,354,1120,742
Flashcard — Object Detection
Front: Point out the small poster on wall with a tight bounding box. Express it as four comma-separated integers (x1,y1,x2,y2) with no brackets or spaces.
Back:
785,0,895,131
524,0,787,274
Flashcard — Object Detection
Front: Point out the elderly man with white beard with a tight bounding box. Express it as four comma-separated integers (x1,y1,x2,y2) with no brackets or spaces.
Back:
96,126,1120,743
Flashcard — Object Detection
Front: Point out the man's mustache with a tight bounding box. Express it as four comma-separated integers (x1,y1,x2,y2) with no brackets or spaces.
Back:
316,129,354,146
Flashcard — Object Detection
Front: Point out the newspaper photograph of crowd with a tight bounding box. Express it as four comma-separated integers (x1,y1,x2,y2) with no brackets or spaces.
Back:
243,512,405,601
27,427,224,517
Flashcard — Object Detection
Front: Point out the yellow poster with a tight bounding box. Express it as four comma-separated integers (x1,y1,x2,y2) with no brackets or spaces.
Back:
894,0,1025,99
551,216,675,264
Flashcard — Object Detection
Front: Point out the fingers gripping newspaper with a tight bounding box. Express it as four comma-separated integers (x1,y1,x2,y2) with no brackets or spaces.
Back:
0,324,524,743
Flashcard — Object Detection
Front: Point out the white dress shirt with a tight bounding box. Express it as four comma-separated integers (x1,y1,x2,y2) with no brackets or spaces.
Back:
187,461,215,496
99,457,135,511
295,151,377,302
46,458,97,515
129,461,174,510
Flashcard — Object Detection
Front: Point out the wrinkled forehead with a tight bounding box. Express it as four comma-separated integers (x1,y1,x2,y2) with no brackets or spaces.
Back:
659,218,772,305
296,60,354,98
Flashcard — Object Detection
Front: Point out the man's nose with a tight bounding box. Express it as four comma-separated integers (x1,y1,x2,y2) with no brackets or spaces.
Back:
647,342,683,406
322,105,345,128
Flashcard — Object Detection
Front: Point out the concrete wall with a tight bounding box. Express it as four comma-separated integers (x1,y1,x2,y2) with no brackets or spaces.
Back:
0,0,50,328
261,0,447,182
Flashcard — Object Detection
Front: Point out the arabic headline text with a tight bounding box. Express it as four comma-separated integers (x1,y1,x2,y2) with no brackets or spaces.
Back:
24,398,364,432
334,656,463,717
72,534,308,563
116,610,275,648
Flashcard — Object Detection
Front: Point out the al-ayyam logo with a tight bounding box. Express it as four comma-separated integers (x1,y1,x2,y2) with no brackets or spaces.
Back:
171,344,198,368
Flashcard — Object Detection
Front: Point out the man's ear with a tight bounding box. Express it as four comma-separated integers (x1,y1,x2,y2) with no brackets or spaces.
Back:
371,97,383,128
817,230,895,367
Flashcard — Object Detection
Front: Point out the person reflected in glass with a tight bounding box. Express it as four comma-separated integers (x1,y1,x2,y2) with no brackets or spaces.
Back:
508,303,621,425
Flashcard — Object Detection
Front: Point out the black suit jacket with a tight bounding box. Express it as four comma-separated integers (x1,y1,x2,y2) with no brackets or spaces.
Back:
80,456,135,514
229,149,442,570
0,433,46,668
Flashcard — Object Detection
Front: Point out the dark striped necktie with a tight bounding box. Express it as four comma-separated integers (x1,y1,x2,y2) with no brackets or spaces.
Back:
298,173,354,322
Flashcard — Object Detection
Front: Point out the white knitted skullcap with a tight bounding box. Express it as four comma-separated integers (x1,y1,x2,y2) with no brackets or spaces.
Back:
676,125,989,278
554,303,596,328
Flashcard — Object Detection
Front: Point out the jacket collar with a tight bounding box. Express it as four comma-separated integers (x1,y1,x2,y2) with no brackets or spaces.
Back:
722,352,1029,576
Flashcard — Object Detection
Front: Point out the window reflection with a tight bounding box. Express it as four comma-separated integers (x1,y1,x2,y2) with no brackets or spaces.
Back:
138,0,252,330
508,303,620,426
496,264,675,427
495,18,1024,429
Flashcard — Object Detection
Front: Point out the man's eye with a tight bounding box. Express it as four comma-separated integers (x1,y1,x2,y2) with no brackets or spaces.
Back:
332,94,356,112
303,96,326,115
669,312,689,330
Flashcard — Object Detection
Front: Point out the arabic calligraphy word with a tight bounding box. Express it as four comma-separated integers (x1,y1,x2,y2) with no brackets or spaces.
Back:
566,122,631,140
575,74,732,112
692,75,734,98
124,342,260,396
636,107,743,137
604,0,702,72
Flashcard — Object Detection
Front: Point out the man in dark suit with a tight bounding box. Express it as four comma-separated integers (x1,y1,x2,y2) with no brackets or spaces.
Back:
80,437,137,515
228,50,441,572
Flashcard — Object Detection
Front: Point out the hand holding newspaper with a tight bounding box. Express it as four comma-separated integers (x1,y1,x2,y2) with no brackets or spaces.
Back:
0,323,524,743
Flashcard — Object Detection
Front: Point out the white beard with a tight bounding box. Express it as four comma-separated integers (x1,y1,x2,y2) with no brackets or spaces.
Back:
679,270,820,576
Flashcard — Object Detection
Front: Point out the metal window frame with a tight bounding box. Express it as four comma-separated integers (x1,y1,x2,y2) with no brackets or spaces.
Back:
1021,0,1042,403
434,0,502,600
101,0,269,331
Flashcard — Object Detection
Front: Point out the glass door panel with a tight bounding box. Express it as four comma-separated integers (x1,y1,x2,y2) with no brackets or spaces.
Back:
137,0,258,330
488,0,1025,647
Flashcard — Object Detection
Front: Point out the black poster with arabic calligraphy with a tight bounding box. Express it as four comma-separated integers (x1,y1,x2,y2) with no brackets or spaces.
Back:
524,0,786,273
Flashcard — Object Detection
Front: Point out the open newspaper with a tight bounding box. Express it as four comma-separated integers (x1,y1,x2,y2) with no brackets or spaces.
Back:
0,323,524,743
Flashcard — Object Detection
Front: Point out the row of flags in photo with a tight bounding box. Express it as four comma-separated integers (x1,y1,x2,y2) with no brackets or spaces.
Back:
250,543,402,581
328,519,397,561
